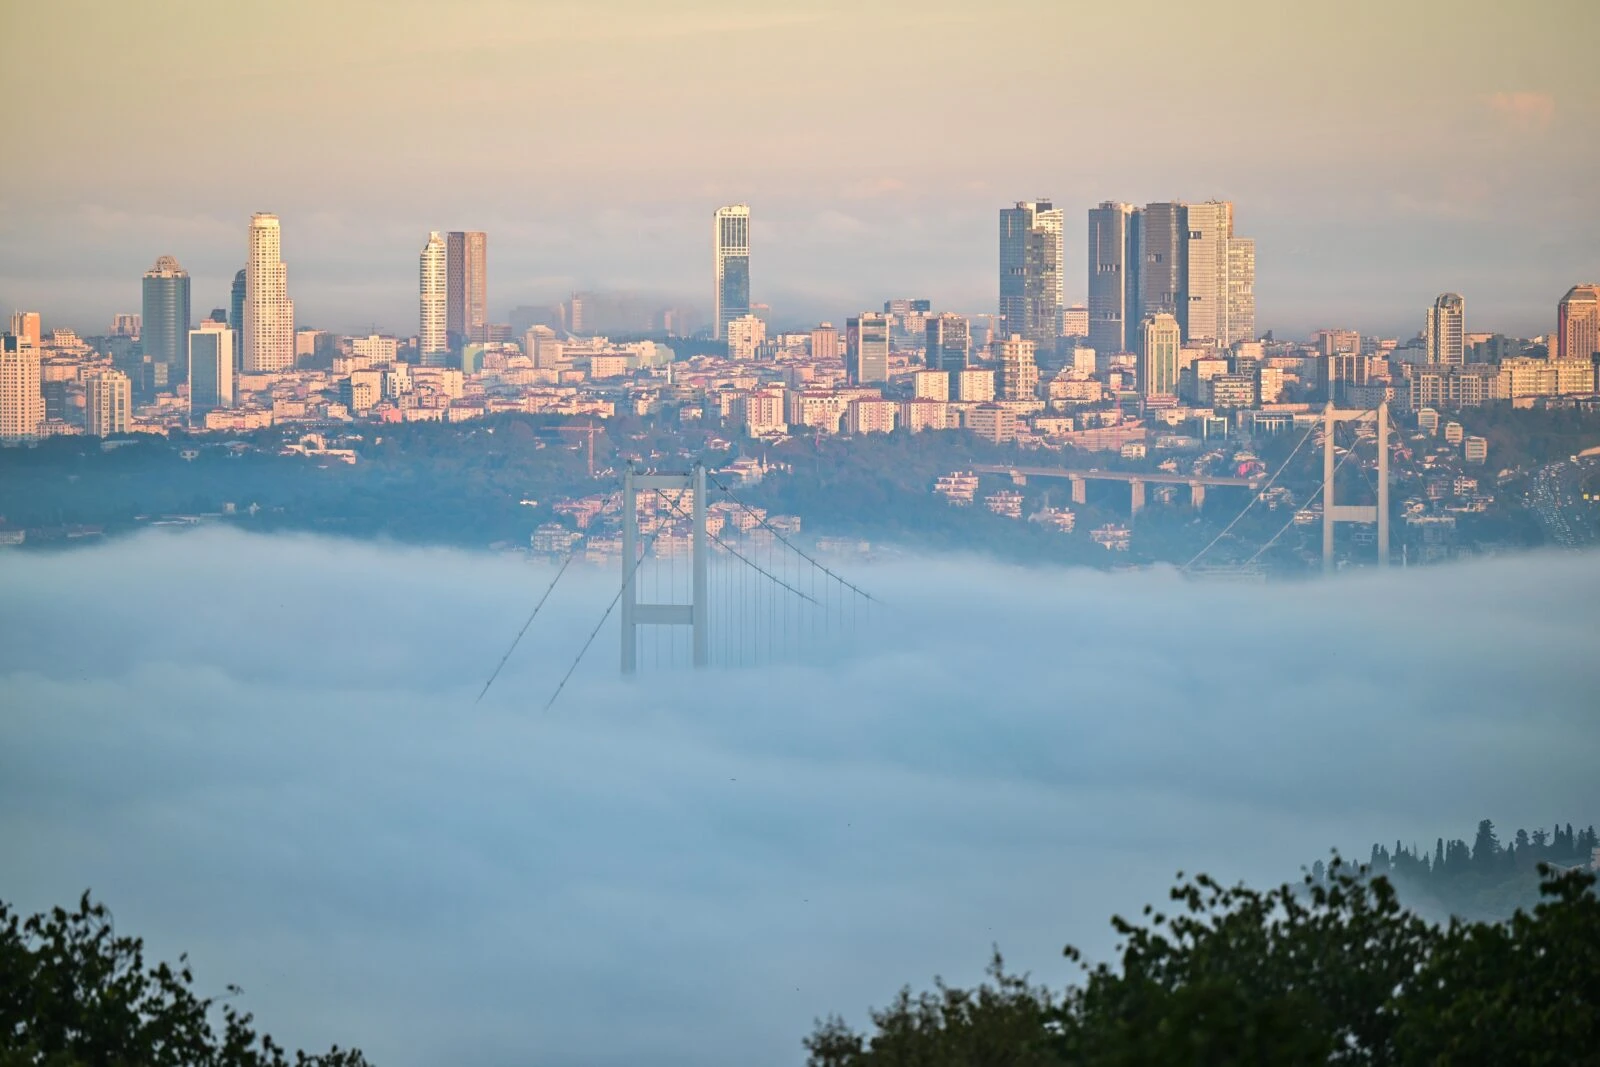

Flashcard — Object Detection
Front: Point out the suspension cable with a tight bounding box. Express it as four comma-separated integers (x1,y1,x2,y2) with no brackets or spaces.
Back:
706,472,881,604
1181,415,1322,571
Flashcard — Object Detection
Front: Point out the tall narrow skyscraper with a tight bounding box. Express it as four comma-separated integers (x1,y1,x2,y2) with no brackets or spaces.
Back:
141,255,191,389
419,232,448,362
1557,284,1600,361
713,204,751,340
999,200,1065,348
1138,312,1182,397
1425,293,1465,366
994,335,1040,401
846,312,890,385
925,313,971,372
1087,202,1141,355
1224,236,1256,346
8,312,41,349
244,214,294,373
0,333,43,443
229,269,247,364
1183,201,1230,343
1139,202,1185,326
446,231,487,348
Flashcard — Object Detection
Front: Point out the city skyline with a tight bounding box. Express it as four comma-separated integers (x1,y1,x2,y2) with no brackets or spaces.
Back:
2,1,1595,337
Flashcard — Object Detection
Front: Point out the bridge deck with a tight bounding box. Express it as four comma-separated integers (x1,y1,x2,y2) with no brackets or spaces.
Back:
970,464,1259,487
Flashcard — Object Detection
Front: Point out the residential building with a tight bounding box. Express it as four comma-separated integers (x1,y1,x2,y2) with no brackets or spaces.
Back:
925,312,970,372
446,230,487,348
351,334,399,365
899,398,948,432
1139,312,1182,397
999,200,1064,346
1425,293,1465,366
141,255,191,388
188,320,235,421
83,369,131,436
966,403,1018,444
1087,201,1140,355
713,204,751,339
1061,304,1089,339
1557,284,1600,361
953,367,996,403
811,323,840,361
845,398,897,435
994,334,1039,401
726,314,765,360
911,369,949,401
846,312,889,385
419,231,448,363
1,333,43,443
244,213,294,373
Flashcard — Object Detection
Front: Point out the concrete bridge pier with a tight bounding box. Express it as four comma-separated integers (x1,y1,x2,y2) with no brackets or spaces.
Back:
1189,481,1206,510
1070,475,1086,504
1130,479,1145,515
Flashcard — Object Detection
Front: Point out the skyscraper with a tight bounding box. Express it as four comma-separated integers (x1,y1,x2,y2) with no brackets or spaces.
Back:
141,255,191,389
446,231,487,348
999,200,1065,348
229,269,247,363
1224,236,1257,346
994,335,1039,401
419,231,448,362
1139,312,1182,397
1087,202,1141,355
810,323,840,361
846,312,890,385
244,213,294,373
8,312,41,349
0,333,43,443
713,204,751,340
83,369,131,436
1183,201,1230,343
1557,284,1600,361
1425,293,1465,366
1139,202,1185,326
188,319,235,422
925,313,971,372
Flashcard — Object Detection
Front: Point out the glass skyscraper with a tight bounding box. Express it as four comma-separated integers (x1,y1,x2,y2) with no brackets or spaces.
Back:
713,204,750,340
141,255,191,388
1087,202,1141,356
999,201,1064,349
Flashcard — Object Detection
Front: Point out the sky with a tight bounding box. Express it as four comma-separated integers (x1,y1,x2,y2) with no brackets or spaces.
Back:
3,529,1598,1066
1,0,1598,337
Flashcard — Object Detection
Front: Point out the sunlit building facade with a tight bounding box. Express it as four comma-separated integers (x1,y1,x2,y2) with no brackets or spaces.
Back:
1139,312,1182,397
1425,293,1465,366
446,230,487,348
1557,284,1600,361
244,213,294,373
713,204,751,339
999,200,1064,348
846,312,890,385
419,231,448,362
83,368,131,436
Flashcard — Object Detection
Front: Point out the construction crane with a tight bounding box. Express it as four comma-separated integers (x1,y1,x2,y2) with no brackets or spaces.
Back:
551,421,604,477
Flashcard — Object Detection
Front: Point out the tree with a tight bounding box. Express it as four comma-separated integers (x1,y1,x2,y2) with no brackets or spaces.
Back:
1472,818,1501,872
0,892,373,1067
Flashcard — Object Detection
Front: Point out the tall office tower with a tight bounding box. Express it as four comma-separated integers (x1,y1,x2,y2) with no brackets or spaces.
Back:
229,269,246,358
1139,201,1185,326
810,323,840,360
141,255,191,388
713,204,751,339
1087,202,1141,355
999,200,1065,347
1182,201,1230,343
1557,284,1600,360
419,231,448,362
244,213,294,372
188,320,235,422
446,230,488,348
993,334,1039,401
1138,312,1182,397
1425,293,1465,365
925,312,971,372
0,333,43,443
83,369,131,436
8,312,41,348
1224,236,1256,345
846,312,890,384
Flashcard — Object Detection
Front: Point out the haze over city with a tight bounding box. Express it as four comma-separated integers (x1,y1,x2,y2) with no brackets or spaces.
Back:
3,0,1598,335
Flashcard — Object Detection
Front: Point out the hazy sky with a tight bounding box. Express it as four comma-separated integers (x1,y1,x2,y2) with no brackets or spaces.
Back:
4,530,1596,1066
2,0,1597,336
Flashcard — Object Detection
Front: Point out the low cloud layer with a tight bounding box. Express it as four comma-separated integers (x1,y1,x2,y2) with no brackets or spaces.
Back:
3,530,1597,1066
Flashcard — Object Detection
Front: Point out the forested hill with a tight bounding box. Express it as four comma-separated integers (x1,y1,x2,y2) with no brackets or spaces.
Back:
1315,819,1599,922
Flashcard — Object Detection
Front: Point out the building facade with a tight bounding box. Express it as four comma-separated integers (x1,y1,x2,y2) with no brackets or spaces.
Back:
141,255,191,389
713,204,751,339
188,320,236,421
726,314,766,360
1087,201,1141,356
1425,293,1465,366
1557,284,1600,361
1182,201,1230,343
1139,312,1182,397
925,312,970,372
0,333,43,443
846,312,890,385
244,213,295,373
446,230,487,348
83,369,131,436
419,231,448,362
1139,201,1184,326
999,200,1065,348
1224,235,1256,345
993,335,1039,401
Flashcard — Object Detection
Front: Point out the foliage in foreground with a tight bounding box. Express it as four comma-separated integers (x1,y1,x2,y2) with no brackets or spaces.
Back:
805,861,1600,1066
0,892,372,1067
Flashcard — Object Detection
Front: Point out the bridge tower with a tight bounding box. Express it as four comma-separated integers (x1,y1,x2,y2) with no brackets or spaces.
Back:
621,464,708,672
1321,401,1389,572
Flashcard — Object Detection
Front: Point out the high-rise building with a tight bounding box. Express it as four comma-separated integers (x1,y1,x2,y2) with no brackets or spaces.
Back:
993,334,1039,401
846,312,890,385
446,231,487,348
999,200,1065,347
810,323,840,361
9,312,41,349
419,231,448,362
1139,312,1182,397
713,204,751,339
229,269,247,363
925,313,971,372
1557,284,1600,361
1224,236,1256,346
1139,202,1185,326
141,255,191,389
1062,305,1089,339
83,369,131,436
1183,201,1230,343
244,213,294,373
111,313,141,338
0,333,43,443
726,314,765,360
1425,293,1465,366
188,319,235,422
1087,202,1141,355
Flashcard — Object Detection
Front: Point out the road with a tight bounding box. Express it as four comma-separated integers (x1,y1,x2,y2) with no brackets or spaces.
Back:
1524,458,1598,548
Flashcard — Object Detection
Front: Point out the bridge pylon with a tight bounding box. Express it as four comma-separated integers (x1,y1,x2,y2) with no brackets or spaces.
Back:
621,463,708,672
1321,401,1389,572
